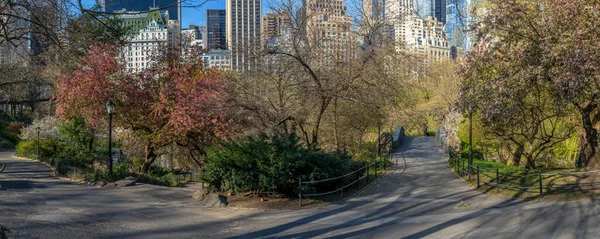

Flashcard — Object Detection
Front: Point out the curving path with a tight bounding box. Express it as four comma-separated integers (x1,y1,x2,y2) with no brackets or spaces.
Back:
2,138,600,238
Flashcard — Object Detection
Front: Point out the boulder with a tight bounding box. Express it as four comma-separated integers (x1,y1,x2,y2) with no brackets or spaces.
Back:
101,178,136,188
202,193,228,208
192,189,207,201
115,179,136,187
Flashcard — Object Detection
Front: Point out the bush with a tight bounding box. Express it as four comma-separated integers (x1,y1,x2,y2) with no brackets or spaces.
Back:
137,172,180,187
16,138,65,160
0,124,20,145
202,134,362,195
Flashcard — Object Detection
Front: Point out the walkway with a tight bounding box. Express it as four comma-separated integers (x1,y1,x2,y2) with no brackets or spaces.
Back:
2,138,600,238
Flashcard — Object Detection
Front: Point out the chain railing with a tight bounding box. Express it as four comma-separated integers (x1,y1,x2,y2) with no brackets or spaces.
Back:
298,127,404,206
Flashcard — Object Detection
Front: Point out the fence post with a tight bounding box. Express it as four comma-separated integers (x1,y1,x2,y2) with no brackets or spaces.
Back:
496,168,499,193
477,165,480,188
341,175,344,198
539,173,543,198
298,177,302,207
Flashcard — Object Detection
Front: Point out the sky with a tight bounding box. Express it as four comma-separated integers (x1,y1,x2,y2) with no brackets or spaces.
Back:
81,0,262,29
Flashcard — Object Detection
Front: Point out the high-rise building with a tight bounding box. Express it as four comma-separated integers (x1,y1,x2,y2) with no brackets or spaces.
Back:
384,0,451,62
435,0,446,23
0,0,28,64
304,0,354,67
226,0,261,71
261,12,291,48
410,16,450,63
118,8,172,73
414,0,433,19
445,0,471,50
30,0,60,58
413,0,445,23
206,10,227,50
363,0,384,22
182,24,207,48
385,0,415,52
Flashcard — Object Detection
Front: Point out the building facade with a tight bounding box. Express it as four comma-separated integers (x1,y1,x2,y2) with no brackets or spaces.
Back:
445,0,471,51
119,8,171,73
435,0,446,23
261,12,291,48
182,24,207,48
0,0,28,64
384,0,415,52
102,0,181,36
410,16,450,63
202,50,231,69
413,0,446,23
206,10,227,50
226,0,261,71
304,0,354,67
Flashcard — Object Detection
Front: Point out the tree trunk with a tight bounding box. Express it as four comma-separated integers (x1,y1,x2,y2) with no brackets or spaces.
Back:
525,156,536,169
510,144,523,167
142,144,157,173
333,98,340,152
87,129,95,153
310,97,331,148
578,104,600,169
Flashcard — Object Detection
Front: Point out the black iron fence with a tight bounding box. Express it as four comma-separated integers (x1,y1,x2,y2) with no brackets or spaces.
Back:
449,152,600,198
298,127,404,206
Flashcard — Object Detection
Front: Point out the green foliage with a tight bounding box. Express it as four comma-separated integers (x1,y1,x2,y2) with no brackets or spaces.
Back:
0,122,20,147
202,134,361,195
16,138,63,159
136,166,180,187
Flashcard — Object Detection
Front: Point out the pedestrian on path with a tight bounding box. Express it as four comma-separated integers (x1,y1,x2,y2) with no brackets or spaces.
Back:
423,124,429,137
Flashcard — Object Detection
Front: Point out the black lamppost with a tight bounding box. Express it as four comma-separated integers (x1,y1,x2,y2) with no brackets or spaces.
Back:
106,100,115,176
36,127,40,159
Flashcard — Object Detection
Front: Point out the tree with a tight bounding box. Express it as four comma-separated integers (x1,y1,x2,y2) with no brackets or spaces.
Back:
461,0,598,168
55,43,231,172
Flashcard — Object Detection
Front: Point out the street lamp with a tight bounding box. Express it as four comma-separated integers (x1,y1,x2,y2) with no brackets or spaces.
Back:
36,127,40,159
106,100,115,176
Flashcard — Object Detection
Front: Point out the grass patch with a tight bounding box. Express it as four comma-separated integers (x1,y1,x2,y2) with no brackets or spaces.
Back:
449,156,600,201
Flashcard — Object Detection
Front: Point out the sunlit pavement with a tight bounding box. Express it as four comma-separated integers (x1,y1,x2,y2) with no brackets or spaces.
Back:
2,139,600,238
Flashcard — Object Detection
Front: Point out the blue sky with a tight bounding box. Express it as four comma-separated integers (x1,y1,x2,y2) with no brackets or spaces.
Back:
180,0,226,27
80,0,235,28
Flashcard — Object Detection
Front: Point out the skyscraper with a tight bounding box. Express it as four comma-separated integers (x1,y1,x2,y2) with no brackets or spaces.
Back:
226,0,261,71
261,12,291,48
435,0,446,23
30,0,60,58
304,0,355,67
0,0,29,64
414,0,433,19
206,10,227,50
445,0,470,49
385,0,415,52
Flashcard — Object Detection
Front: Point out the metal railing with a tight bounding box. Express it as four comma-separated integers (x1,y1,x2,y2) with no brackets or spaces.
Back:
298,127,404,206
449,153,600,198
174,172,202,183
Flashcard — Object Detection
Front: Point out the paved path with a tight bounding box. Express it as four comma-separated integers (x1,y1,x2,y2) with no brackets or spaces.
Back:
2,138,600,238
